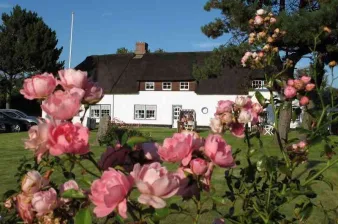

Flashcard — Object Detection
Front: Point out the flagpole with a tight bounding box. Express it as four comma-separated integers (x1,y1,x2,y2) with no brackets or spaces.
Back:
68,12,74,69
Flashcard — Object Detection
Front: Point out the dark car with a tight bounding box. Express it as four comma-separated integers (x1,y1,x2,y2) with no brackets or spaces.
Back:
0,109,38,125
0,112,31,132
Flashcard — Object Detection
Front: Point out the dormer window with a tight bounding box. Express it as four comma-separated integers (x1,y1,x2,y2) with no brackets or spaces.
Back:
162,82,172,90
180,82,189,90
252,80,265,89
145,82,154,90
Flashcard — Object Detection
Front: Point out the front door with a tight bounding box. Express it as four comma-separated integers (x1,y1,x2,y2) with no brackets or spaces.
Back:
172,105,182,128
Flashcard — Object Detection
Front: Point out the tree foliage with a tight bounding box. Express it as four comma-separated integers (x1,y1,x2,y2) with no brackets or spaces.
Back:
0,5,64,108
116,47,132,54
153,48,166,53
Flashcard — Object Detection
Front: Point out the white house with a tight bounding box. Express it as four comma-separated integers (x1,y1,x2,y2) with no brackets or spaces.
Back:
59,42,301,129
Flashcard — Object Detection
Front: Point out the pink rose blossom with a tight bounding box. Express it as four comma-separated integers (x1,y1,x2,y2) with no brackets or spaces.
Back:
300,96,310,106
21,171,47,195
20,73,57,100
305,83,315,92
235,96,248,108
292,144,298,150
59,180,80,203
16,193,34,224
238,110,252,124
204,134,235,168
24,121,50,163
293,79,305,90
58,69,88,90
180,130,204,150
298,141,307,148
287,79,294,86
48,122,89,156
221,112,233,124
231,122,245,138
270,17,277,24
158,133,193,166
90,168,133,218
210,118,223,134
98,145,129,170
215,100,233,114
41,90,83,120
131,163,180,208
82,81,104,105
190,158,208,175
252,103,263,114
254,15,263,25
213,218,225,224
140,142,161,161
258,51,264,58
284,86,297,99
256,9,266,16
32,188,58,217
300,76,311,84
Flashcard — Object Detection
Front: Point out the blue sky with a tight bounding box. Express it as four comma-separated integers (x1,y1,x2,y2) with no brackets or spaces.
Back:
0,0,336,86
0,0,230,67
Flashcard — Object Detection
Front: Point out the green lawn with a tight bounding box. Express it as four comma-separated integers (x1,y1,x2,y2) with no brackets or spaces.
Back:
0,127,338,223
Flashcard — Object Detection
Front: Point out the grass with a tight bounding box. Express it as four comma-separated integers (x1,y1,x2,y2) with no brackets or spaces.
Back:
0,127,338,223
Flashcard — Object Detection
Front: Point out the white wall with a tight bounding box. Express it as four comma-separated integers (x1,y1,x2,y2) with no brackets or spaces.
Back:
41,89,302,128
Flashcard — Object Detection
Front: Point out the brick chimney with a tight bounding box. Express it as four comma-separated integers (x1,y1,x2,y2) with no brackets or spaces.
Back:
134,42,148,58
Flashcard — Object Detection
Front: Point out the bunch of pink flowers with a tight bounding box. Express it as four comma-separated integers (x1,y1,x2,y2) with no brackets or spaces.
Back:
284,75,315,106
5,69,235,223
210,96,263,138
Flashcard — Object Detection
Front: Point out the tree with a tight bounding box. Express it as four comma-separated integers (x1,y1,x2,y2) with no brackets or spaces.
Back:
116,47,132,54
153,48,166,53
0,5,64,109
196,0,338,143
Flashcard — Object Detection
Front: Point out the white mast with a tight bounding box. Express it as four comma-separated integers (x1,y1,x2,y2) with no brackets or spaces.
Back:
68,12,74,69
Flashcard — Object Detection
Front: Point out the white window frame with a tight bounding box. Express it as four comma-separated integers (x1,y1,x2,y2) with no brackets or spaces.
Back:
162,82,172,90
180,82,189,90
90,104,111,119
251,80,265,89
134,105,157,120
145,82,155,90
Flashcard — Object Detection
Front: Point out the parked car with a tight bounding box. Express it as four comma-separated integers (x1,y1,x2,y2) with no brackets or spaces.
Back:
0,109,38,125
0,112,31,132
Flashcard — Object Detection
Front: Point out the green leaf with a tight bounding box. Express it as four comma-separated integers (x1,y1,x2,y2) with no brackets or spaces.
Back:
275,79,283,87
79,177,92,188
299,202,313,221
255,91,266,106
152,207,170,221
120,132,129,146
75,208,92,224
278,164,291,177
115,215,125,223
126,136,149,148
62,189,86,199
212,196,227,205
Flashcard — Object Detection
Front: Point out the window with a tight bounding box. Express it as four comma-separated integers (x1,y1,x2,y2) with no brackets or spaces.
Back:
145,82,154,90
90,104,111,119
162,82,172,90
180,82,189,90
134,105,157,120
252,80,265,89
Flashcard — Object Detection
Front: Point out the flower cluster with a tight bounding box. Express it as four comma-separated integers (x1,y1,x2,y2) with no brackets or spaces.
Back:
287,141,309,164
8,69,239,223
241,9,286,68
210,96,263,138
8,171,81,223
21,69,104,162
284,75,315,106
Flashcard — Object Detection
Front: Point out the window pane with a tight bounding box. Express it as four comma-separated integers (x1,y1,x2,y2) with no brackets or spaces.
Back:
135,105,145,110
135,110,145,119
180,82,189,90
145,82,154,90
146,110,155,119
162,82,171,90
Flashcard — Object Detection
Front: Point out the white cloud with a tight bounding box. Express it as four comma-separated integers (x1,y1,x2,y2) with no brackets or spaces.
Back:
101,12,113,17
0,3,11,8
192,42,222,49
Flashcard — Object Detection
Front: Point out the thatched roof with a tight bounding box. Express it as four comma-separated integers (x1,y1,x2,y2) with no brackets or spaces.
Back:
75,51,263,95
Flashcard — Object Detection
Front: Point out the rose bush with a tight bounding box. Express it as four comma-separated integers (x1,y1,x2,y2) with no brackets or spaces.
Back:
2,9,338,223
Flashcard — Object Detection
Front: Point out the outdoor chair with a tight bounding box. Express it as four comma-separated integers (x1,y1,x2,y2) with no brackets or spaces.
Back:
263,124,274,136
